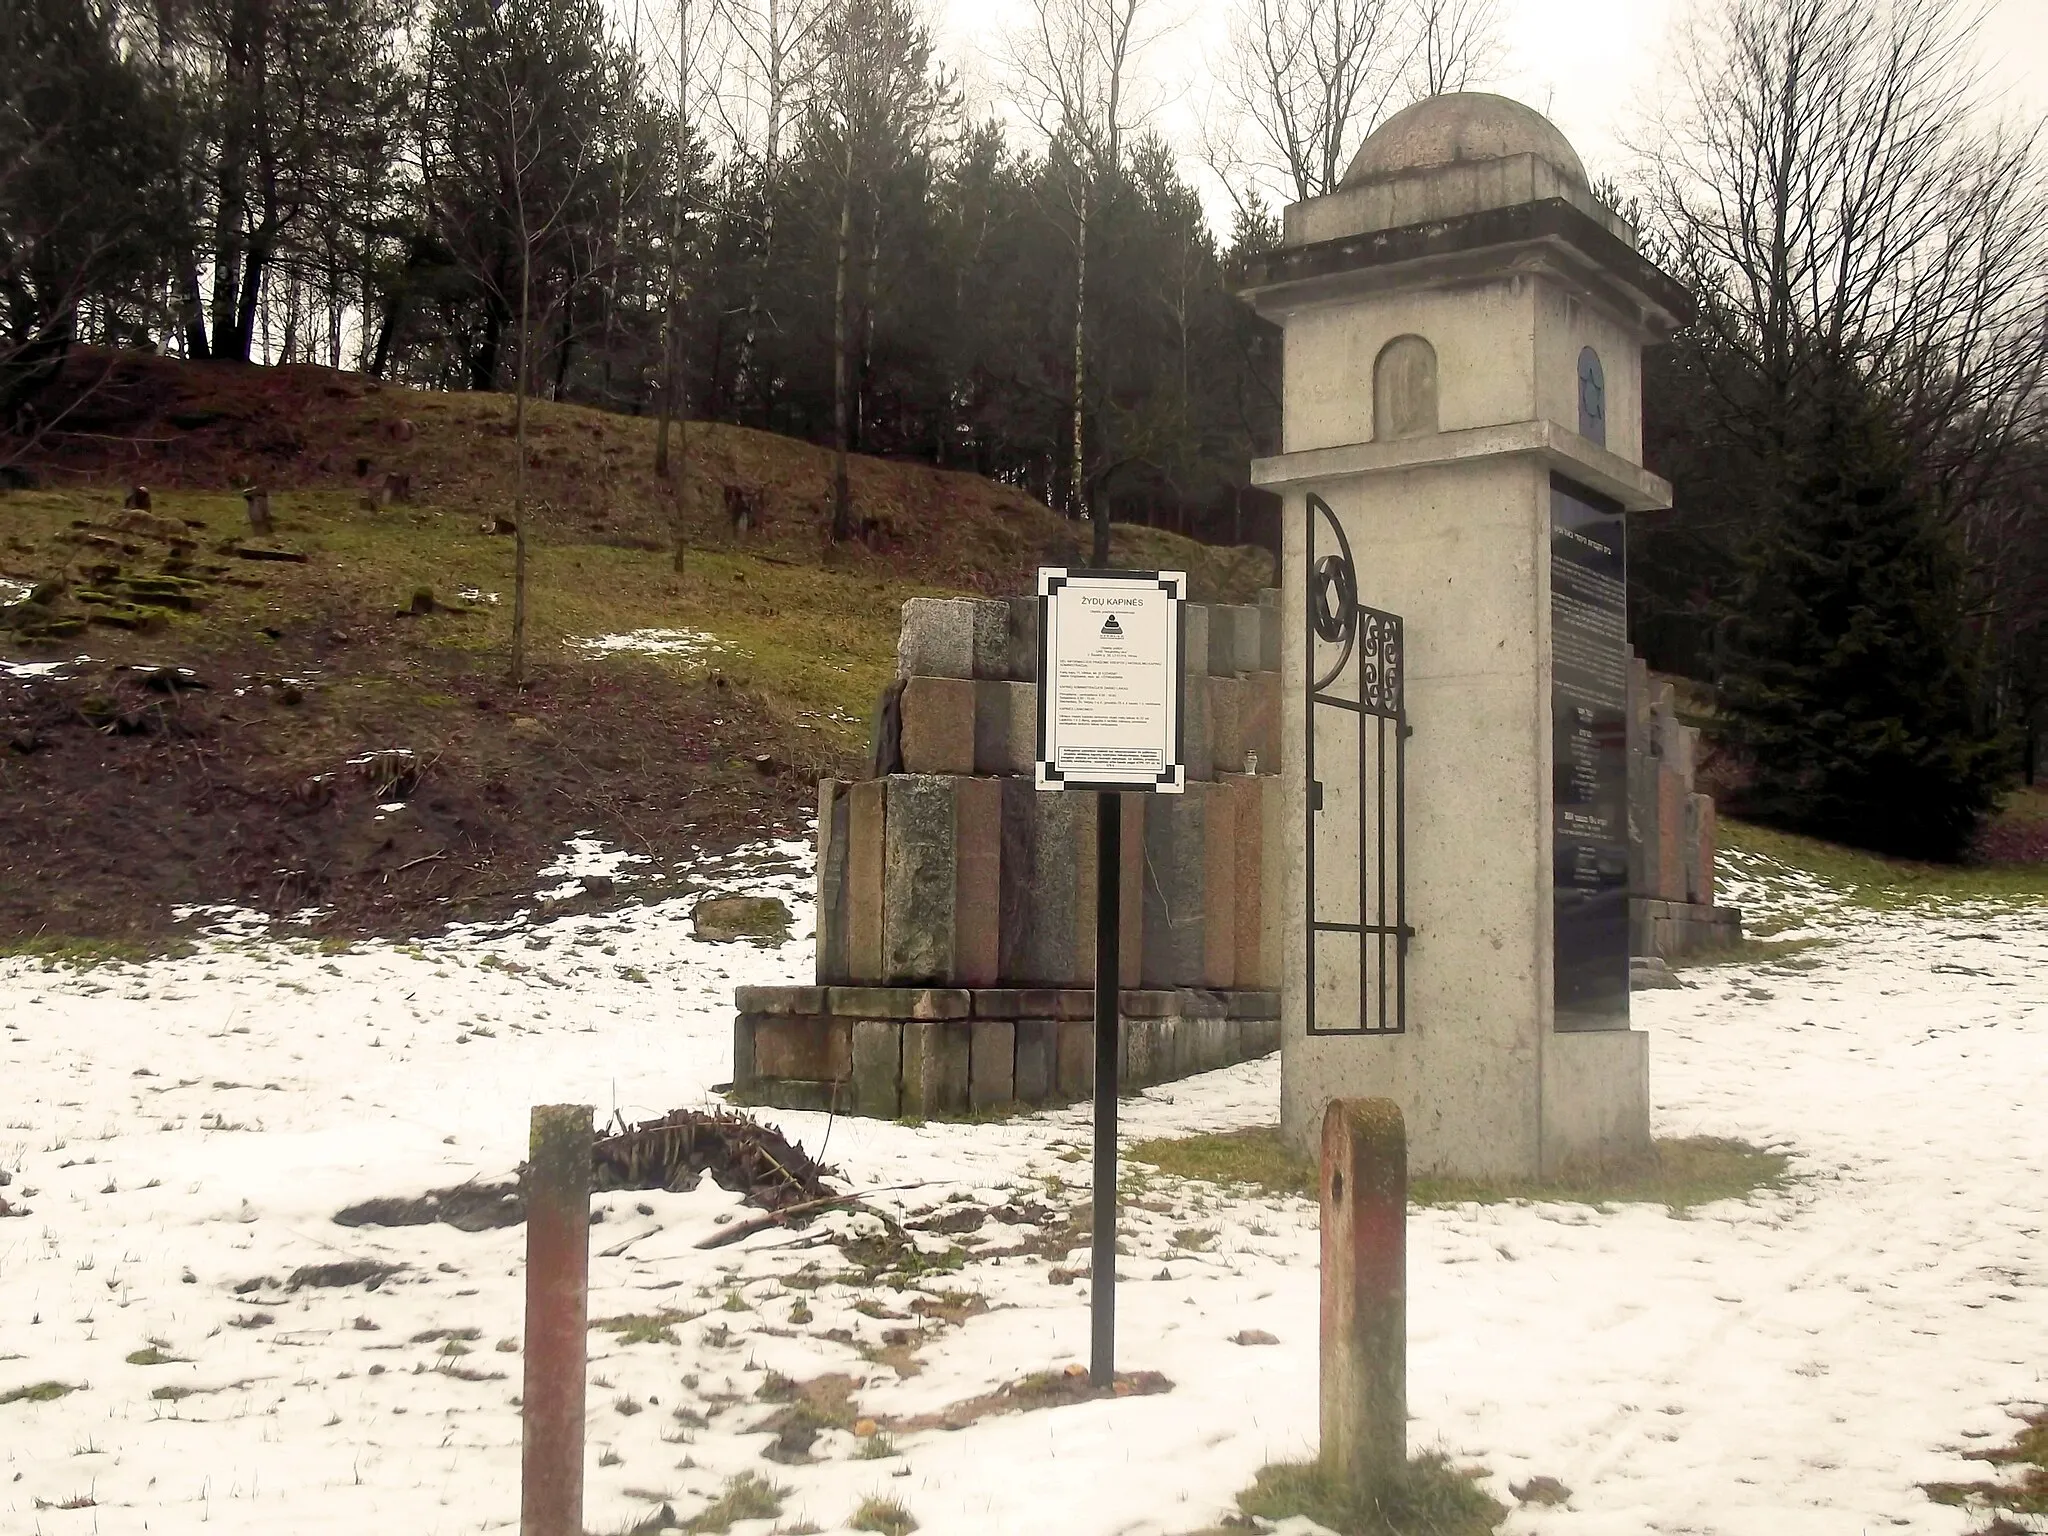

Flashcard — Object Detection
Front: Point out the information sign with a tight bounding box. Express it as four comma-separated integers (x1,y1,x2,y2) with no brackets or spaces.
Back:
1035,568,1187,793
1549,478,1630,1031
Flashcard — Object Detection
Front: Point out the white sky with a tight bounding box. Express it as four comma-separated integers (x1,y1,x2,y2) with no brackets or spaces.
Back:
930,0,2048,231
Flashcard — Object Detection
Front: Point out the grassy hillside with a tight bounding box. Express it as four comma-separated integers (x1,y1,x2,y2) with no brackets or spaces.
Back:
0,354,1274,950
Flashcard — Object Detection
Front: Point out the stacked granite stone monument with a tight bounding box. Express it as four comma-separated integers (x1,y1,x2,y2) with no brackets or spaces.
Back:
1626,657,1741,960
730,592,1287,1119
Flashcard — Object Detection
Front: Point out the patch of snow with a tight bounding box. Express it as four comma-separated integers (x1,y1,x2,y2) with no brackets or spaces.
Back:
534,832,657,900
3,843,2044,1536
0,576,33,605
574,627,744,662
458,586,501,604
1,651,93,680
345,747,418,768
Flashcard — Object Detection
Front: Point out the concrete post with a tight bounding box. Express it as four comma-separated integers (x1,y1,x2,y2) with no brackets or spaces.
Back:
522,1103,593,1536
1320,1097,1405,1492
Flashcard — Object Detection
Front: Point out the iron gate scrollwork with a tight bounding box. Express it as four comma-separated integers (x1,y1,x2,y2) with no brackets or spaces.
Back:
1305,492,1410,1035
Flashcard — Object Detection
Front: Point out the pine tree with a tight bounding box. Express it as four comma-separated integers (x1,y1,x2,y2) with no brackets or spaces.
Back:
1718,362,2009,861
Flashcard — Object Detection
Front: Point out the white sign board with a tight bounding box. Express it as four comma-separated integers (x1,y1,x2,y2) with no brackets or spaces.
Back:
1035,568,1186,793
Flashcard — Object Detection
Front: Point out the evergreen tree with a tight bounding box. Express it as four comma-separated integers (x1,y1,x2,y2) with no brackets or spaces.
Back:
1719,361,2009,861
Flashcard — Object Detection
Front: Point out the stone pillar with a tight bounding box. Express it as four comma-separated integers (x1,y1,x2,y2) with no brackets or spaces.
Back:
1242,92,1683,1179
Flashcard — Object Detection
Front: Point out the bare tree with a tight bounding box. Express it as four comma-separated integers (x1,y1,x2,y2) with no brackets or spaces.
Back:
1210,0,1412,208
715,0,831,412
423,0,618,685
1644,0,2048,506
1006,0,1166,561
653,0,704,492
815,0,951,542
1409,0,1505,96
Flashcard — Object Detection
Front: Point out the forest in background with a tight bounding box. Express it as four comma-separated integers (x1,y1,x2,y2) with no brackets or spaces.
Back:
4,0,2047,850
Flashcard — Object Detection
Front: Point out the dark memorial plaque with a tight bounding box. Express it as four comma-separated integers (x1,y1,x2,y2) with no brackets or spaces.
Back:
1549,477,1629,1031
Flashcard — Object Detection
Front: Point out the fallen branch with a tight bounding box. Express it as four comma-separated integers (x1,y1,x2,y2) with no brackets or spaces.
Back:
692,1181,928,1251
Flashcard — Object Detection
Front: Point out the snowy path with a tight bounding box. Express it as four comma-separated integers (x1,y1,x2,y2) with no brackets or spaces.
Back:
2,843,2044,1536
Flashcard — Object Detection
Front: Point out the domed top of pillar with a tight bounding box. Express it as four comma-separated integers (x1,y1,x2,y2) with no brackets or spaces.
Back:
1341,93,1589,191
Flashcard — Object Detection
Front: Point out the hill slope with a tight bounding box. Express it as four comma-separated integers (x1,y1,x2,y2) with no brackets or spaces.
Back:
0,353,1274,951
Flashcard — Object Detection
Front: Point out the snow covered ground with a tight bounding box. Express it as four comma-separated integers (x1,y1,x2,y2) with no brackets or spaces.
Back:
2,838,2044,1536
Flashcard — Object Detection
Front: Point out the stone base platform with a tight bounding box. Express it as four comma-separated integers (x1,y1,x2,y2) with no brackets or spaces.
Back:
1630,897,1743,961
731,985,1282,1120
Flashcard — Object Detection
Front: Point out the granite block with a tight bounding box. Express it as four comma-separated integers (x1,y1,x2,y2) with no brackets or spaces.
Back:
1018,786,1086,986
734,986,828,1016
1257,587,1280,672
1207,675,1246,776
850,1019,903,1118
825,986,972,1019
969,1018,1016,1110
816,781,850,983
1006,595,1040,682
1223,775,1269,988
900,677,976,775
1124,1016,1159,1089
1140,787,1207,986
898,597,977,679
1655,763,1687,903
1243,670,1280,776
1187,1013,1230,1074
1182,603,1210,678
847,779,887,983
1202,780,1237,988
1684,793,1716,905
884,774,957,982
1182,663,1212,781
954,777,1002,986
1076,792,1144,988
1055,1018,1094,1099
1627,746,1656,896
972,988,1094,1018
970,599,1010,680
732,1013,759,1086
1014,1018,1056,1103
751,1015,851,1081
901,1020,971,1118
973,680,1037,776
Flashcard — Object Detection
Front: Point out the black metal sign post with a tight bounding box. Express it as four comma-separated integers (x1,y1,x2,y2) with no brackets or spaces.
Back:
1034,566,1186,1390
1090,789,1121,1386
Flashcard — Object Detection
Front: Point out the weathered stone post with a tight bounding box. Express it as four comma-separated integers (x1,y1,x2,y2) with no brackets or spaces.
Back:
243,486,272,535
1320,1097,1405,1492
522,1103,593,1536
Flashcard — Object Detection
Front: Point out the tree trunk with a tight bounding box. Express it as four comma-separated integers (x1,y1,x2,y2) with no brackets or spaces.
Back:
552,287,575,399
1072,180,1095,555
830,158,854,542
177,253,208,359
511,253,531,689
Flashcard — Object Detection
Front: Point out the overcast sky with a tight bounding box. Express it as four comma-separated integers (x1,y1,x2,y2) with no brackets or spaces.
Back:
929,0,2048,229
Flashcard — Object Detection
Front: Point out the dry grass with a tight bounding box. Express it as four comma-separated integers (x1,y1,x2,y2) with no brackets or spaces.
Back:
1129,1127,1791,1213
1227,1456,1506,1535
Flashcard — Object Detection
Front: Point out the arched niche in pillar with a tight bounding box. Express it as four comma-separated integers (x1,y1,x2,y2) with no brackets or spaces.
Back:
1577,345,1607,447
1373,334,1438,440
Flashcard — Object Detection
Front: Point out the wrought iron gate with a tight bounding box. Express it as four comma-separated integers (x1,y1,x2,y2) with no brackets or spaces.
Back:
1304,492,1411,1035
